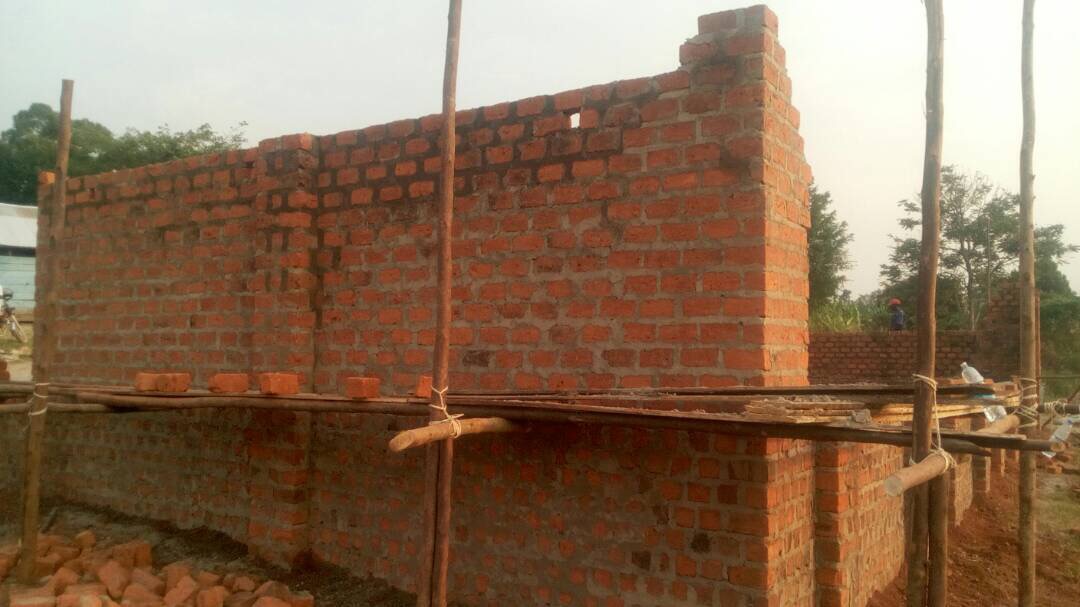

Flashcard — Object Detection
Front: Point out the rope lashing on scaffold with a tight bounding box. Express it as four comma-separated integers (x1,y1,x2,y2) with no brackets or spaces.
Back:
1017,376,1040,428
427,386,463,439
911,373,957,471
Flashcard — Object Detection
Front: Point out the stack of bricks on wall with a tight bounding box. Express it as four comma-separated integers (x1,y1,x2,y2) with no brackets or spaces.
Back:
0,6,1004,607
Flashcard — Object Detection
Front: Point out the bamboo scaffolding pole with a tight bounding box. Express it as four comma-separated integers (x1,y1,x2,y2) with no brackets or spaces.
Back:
16,385,49,583
389,418,523,453
417,2,463,605
906,1,946,605
1017,1,1038,605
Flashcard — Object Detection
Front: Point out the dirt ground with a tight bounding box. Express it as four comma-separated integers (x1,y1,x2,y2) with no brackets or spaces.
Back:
869,434,1080,607
0,321,32,382
0,499,417,607
6,359,29,382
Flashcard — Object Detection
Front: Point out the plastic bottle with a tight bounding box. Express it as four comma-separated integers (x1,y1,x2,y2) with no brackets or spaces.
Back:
983,405,1007,423
1043,418,1074,458
960,362,984,384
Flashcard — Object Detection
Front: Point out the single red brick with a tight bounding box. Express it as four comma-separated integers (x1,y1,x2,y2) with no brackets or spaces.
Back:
698,10,738,34
135,372,190,393
133,372,158,392
208,373,250,394
159,373,189,392
415,375,433,398
164,575,199,606
258,373,300,396
96,560,130,599
344,376,381,399
680,41,716,65
196,586,229,607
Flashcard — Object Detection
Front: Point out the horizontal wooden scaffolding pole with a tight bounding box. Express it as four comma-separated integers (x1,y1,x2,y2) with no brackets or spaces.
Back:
389,417,523,452
0,380,1003,400
0,385,1060,454
885,408,1066,497
885,452,950,497
977,414,1021,435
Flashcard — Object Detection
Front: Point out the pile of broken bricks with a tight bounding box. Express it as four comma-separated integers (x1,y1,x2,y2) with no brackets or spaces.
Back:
132,372,383,400
0,530,314,607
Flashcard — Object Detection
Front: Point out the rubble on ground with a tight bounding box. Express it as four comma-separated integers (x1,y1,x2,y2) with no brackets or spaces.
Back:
0,530,313,607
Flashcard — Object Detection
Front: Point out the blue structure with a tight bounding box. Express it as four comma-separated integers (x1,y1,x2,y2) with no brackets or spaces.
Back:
0,202,37,312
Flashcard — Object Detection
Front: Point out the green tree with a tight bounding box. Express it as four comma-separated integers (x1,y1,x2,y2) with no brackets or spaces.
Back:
880,164,1077,328
808,185,853,310
0,103,245,204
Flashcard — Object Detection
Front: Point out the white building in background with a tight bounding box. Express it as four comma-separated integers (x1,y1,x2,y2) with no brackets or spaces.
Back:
0,202,37,313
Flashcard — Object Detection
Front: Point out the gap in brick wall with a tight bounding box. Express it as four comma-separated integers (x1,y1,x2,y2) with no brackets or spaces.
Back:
568,112,580,128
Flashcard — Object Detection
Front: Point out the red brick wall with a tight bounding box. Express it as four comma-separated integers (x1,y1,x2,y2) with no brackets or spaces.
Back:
308,424,818,606
4,6,940,607
37,7,809,393
942,418,974,524
814,443,905,607
809,331,977,385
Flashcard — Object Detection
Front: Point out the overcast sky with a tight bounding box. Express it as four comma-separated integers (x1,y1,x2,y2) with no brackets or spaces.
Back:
2,0,1078,295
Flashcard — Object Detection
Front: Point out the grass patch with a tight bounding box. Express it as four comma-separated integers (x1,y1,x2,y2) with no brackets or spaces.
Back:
1037,475,1080,581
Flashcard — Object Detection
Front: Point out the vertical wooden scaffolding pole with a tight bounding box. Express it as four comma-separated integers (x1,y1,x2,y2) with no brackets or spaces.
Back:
1017,1,1038,605
35,78,74,385
906,3,945,606
16,385,50,582
417,2,463,607
18,79,72,583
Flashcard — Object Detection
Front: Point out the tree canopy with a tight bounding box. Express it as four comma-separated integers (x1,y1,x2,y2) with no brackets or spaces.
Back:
0,102,245,204
879,164,1077,329
808,184,853,309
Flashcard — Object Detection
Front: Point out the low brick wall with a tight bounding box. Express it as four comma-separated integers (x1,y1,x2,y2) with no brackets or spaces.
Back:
809,331,977,385
1,410,976,607
809,285,1024,386
1,408,931,607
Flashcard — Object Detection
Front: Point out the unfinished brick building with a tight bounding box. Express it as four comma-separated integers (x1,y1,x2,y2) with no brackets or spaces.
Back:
0,5,973,606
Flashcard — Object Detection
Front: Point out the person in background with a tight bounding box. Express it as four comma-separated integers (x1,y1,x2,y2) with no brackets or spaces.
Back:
889,298,905,331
